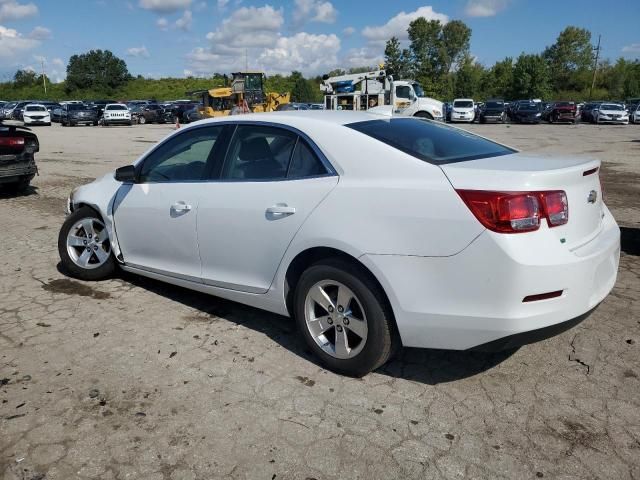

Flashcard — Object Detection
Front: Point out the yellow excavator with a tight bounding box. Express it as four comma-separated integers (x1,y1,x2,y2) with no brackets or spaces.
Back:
188,72,290,118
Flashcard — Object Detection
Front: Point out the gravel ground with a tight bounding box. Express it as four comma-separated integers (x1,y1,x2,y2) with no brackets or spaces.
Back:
1,120,639,480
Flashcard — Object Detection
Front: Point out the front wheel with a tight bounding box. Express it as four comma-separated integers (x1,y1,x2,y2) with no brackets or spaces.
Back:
413,111,433,120
138,116,146,124
58,207,116,281
294,258,398,377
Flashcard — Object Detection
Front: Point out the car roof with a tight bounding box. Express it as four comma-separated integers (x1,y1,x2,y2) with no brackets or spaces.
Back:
187,110,390,128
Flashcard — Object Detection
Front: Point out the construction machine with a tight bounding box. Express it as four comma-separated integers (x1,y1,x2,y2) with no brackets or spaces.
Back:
188,72,290,118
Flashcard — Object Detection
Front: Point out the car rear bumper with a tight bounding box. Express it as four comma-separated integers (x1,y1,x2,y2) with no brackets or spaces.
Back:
361,207,620,350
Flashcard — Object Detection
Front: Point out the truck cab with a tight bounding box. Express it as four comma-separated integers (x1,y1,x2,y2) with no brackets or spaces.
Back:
321,69,443,120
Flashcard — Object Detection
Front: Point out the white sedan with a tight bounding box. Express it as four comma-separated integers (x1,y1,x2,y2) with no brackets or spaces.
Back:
594,103,629,124
58,111,620,376
22,104,51,126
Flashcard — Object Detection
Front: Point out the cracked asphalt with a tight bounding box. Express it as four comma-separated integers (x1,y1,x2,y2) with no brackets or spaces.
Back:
1,121,639,480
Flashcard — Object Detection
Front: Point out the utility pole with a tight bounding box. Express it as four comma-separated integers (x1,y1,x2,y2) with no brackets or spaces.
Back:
41,58,47,95
589,34,601,101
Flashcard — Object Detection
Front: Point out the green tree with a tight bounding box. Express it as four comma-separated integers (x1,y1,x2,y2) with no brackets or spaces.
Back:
453,54,485,98
512,53,551,99
290,71,314,102
13,69,38,87
384,36,412,78
65,49,130,93
544,26,593,92
441,20,472,73
484,57,513,98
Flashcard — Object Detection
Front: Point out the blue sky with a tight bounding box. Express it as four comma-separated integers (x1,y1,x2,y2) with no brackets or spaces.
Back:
0,0,639,82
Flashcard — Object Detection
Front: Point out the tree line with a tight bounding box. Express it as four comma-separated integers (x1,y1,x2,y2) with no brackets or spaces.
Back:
1,22,639,103
384,22,640,101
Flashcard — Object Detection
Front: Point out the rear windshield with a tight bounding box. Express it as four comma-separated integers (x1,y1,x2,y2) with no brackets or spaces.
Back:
68,104,87,110
348,118,515,164
485,101,504,108
106,105,128,110
453,100,473,108
26,105,47,111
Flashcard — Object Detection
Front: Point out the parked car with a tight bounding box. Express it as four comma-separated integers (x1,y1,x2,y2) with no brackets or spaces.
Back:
102,103,132,126
448,99,475,123
61,103,98,126
57,111,620,376
0,102,18,120
542,101,578,123
592,103,629,124
629,103,640,124
137,104,165,124
0,120,39,193
169,102,199,123
22,104,51,126
11,101,33,121
511,102,542,124
580,102,601,123
183,107,203,123
478,99,506,123
51,106,64,123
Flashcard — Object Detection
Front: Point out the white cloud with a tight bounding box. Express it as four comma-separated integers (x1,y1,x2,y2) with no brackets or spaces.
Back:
127,45,150,58
464,0,510,17
156,17,169,29
183,68,193,77
343,26,355,37
259,32,340,74
217,0,229,8
0,0,38,21
0,24,39,59
205,5,283,52
344,46,383,68
292,0,337,28
622,43,640,55
51,57,64,67
139,0,191,13
28,26,51,40
175,9,192,30
362,6,448,43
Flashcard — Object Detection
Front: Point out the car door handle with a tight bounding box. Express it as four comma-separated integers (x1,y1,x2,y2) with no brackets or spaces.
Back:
171,201,192,213
266,205,296,216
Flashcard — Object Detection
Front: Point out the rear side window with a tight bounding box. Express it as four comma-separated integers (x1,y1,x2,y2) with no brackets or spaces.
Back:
348,118,515,164
288,140,327,178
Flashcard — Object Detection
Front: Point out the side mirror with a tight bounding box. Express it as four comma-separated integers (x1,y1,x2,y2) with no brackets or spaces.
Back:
115,165,136,183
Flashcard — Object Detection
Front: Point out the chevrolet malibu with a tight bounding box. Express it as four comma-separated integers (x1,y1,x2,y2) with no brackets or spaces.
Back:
58,111,620,376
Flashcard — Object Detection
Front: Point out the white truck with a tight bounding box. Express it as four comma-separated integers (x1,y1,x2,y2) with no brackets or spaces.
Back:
320,68,443,120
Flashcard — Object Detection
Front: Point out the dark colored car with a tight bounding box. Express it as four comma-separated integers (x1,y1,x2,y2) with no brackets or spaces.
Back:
170,102,199,123
11,101,33,121
0,121,39,193
89,100,117,119
183,107,203,123
478,99,506,123
51,106,63,123
137,104,166,124
580,102,602,123
61,103,98,126
542,101,578,123
512,102,542,124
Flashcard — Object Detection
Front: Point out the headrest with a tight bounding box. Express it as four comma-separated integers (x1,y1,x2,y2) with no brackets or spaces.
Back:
238,137,272,162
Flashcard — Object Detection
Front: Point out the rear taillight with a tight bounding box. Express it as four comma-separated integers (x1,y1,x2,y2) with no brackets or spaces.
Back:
457,190,568,234
0,137,25,148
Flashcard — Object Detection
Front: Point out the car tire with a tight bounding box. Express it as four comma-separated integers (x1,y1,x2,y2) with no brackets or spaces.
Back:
294,258,398,377
93,121,99,126
58,207,116,281
138,116,146,125
4,177,31,194
413,111,433,120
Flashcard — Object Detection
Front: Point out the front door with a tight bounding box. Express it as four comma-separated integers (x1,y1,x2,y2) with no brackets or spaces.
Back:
197,124,338,293
114,125,225,281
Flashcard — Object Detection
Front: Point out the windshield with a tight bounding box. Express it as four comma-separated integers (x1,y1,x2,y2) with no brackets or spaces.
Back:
412,83,425,98
520,104,539,111
601,104,623,111
555,102,574,107
453,100,473,108
348,118,515,165
485,101,504,109
25,105,47,112
68,104,87,111
106,105,128,110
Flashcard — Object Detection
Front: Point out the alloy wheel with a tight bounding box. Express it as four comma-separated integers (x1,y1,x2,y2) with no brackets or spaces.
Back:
304,280,368,359
66,218,111,270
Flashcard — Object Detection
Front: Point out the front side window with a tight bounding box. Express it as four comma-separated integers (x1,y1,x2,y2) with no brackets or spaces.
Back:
139,126,222,183
222,125,296,180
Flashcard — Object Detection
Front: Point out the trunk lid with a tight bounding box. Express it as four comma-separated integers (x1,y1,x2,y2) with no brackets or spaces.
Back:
441,153,604,249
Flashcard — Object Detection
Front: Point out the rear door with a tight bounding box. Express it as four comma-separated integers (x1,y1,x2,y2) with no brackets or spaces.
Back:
197,124,338,293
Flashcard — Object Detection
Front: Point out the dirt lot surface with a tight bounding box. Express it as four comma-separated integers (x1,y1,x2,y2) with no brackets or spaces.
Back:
1,120,639,480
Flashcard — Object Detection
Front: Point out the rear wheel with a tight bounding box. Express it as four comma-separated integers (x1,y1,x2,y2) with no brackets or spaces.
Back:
138,116,146,125
414,111,433,120
58,207,116,281
294,258,398,377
